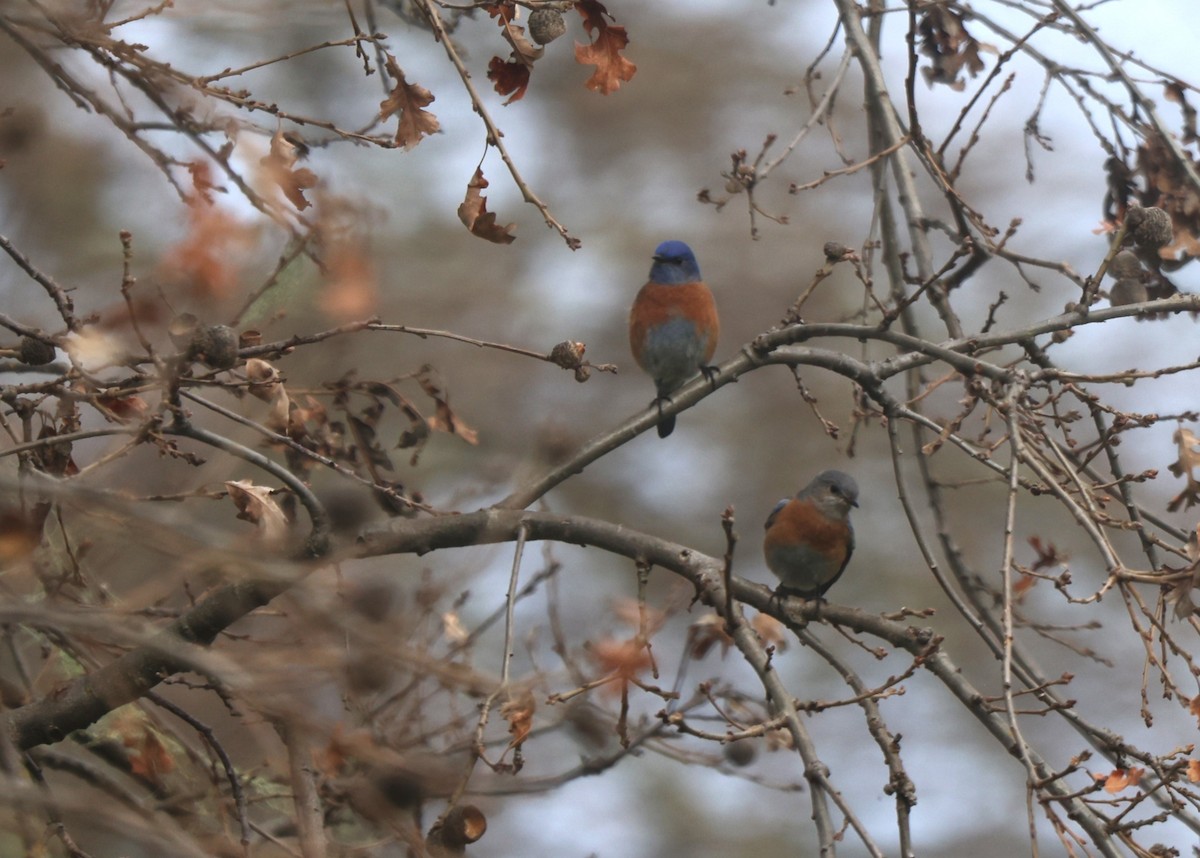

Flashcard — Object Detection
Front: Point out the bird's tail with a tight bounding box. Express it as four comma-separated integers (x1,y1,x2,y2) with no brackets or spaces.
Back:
657,414,676,438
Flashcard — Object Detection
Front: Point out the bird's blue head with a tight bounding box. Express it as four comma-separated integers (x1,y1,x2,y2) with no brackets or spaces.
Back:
649,240,702,285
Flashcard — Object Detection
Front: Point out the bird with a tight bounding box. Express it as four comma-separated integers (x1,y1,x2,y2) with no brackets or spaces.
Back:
628,240,720,438
763,470,859,600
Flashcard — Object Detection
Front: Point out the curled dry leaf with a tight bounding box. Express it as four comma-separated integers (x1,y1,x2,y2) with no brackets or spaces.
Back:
245,358,291,433
1189,759,1200,784
689,613,733,659
225,480,290,546
96,393,150,423
1168,523,1200,619
485,17,543,105
1168,428,1200,512
380,56,441,150
417,368,480,445
457,167,516,245
259,128,318,211
501,689,535,748
574,0,636,95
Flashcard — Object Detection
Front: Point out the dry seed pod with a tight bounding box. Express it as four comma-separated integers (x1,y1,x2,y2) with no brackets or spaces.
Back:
192,324,239,369
1126,205,1173,250
18,336,55,366
528,8,566,44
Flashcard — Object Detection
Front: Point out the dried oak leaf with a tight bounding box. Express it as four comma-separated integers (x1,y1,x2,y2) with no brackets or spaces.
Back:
111,710,176,784
1097,767,1144,794
483,0,516,22
917,6,987,91
1166,81,1199,145
1189,759,1200,784
1168,428,1200,512
225,480,290,546
259,128,317,211
487,56,531,105
1167,523,1200,619
380,56,440,150
502,690,535,749
589,636,652,691
162,193,256,301
417,368,480,445
1135,133,1200,262
574,0,636,95
457,167,516,245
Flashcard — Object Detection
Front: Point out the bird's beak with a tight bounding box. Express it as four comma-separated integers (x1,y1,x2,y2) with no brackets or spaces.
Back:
851,498,860,508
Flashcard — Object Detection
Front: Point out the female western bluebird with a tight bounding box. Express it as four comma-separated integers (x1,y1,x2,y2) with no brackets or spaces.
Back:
764,470,859,599
628,240,720,438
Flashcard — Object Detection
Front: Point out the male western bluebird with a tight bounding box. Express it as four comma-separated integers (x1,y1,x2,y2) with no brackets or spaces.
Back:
628,240,720,438
764,470,859,599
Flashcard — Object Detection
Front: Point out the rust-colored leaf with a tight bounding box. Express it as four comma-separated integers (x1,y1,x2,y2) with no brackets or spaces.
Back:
380,56,440,150
322,238,378,320
113,711,176,783
574,0,636,95
96,394,150,423
590,637,652,689
161,196,256,301
1027,535,1066,571
186,159,218,203
487,56,531,105
457,167,516,245
1097,767,1144,794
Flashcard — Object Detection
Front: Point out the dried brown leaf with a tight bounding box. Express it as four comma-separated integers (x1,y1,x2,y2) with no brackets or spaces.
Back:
380,56,440,150
457,167,516,245
574,0,636,95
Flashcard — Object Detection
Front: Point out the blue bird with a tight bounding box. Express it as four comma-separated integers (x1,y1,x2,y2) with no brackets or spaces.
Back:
628,240,720,438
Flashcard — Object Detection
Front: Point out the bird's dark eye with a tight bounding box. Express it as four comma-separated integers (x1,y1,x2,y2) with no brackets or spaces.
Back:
830,484,842,495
